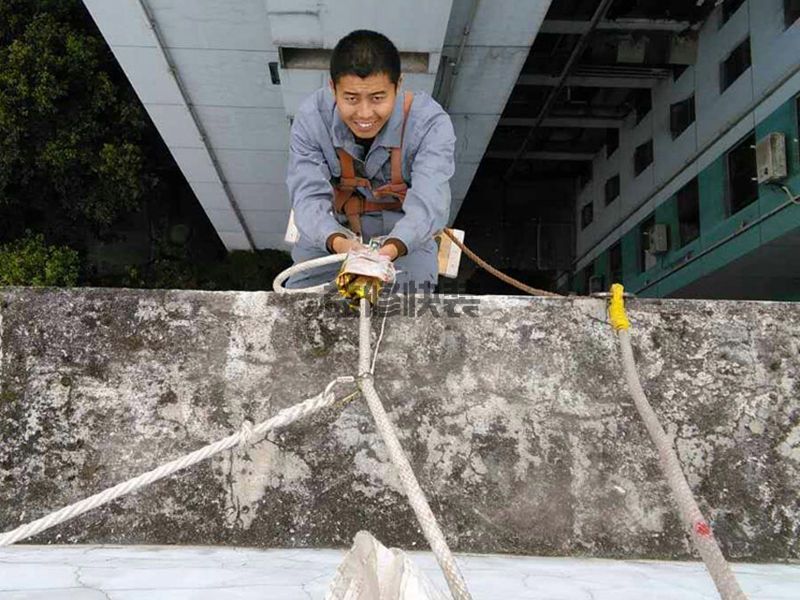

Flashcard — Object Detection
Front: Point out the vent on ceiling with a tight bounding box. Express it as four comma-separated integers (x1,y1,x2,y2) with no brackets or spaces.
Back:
279,47,430,73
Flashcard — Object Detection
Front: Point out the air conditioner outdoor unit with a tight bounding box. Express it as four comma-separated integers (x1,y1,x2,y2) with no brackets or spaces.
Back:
755,132,788,184
644,224,669,254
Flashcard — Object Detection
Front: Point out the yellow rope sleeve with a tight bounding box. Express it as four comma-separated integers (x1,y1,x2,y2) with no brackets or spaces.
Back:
336,273,382,307
608,283,631,331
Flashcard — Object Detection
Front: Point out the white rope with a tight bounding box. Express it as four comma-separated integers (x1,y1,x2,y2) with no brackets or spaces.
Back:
272,253,347,294
370,288,390,374
0,377,357,547
358,298,473,600
617,329,747,600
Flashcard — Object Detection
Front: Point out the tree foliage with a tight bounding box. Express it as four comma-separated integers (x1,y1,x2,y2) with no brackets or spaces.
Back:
0,232,80,287
0,0,155,241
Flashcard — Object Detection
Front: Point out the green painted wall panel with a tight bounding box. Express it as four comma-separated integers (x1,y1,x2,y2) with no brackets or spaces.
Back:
702,226,760,274
659,257,707,297
573,94,800,298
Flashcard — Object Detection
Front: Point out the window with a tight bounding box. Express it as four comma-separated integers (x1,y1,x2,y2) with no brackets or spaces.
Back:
639,215,657,273
581,202,594,230
631,89,652,124
789,0,800,28
677,178,700,247
634,140,654,176
721,38,751,92
609,242,623,284
605,174,620,205
722,0,746,24
670,96,696,139
727,133,758,214
606,128,619,157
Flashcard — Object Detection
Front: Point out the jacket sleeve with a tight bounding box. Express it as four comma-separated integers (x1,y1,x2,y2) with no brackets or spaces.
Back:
387,111,456,255
286,112,352,253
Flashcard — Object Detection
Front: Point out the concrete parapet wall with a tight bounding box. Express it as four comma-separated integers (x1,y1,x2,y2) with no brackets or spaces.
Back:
0,288,798,560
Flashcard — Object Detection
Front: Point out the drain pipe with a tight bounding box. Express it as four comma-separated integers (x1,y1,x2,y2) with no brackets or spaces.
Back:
437,0,481,110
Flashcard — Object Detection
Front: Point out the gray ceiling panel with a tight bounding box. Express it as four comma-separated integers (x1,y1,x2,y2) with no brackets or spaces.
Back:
266,0,453,52
82,0,155,47
192,106,290,151
229,183,292,211
451,115,499,163
110,46,184,105
143,104,204,148
206,209,246,232
272,69,329,119
168,49,282,108
188,182,231,211
147,0,273,50
252,231,291,250
445,0,552,48
215,150,288,184
169,148,218,183
446,45,533,115
218,230,253,250
241,210,292,234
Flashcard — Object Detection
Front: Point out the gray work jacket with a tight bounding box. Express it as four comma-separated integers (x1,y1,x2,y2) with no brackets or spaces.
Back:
286,86,456,255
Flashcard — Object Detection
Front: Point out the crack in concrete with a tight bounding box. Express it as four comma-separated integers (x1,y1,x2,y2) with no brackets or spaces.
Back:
75,565,112,600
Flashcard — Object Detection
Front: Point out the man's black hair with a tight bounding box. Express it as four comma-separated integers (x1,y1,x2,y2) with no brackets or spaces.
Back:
330,30,401,86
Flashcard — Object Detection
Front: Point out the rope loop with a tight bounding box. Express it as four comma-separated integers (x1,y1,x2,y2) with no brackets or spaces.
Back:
238,419,255,449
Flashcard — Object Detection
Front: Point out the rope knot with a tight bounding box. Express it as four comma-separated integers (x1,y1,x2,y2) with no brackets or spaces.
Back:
238,419,254,449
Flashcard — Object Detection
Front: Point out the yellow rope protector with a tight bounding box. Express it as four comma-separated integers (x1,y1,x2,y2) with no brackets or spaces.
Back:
336,272,383,307
608,283,631,331
335,249,396,308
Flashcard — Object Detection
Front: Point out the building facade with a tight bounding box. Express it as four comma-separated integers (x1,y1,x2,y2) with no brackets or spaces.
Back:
567,0,800,299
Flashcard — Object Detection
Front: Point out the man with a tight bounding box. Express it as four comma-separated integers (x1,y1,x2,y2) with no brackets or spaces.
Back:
285,29,456,292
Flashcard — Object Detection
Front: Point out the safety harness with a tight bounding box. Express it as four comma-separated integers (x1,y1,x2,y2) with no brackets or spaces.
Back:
333,91,414,236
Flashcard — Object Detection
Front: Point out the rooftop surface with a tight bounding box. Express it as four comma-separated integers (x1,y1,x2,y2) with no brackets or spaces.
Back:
2,545,798,599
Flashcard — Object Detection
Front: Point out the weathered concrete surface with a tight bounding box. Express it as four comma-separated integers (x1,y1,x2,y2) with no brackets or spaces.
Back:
0,288,798,560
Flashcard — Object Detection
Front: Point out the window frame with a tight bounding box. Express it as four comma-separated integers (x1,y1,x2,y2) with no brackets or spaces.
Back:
634,140,654,177
676,177,700,248
670,95,696,139
726,132,758,216
720,37,751,92
605,174,620,206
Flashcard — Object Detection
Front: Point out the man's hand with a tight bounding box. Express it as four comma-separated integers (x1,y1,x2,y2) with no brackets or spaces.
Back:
330,236,366,255
377,244,399,261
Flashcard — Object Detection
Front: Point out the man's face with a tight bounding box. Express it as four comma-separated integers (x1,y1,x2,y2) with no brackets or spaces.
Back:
330,72,400,140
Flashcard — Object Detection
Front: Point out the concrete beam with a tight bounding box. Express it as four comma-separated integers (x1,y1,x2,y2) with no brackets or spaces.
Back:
486,150,596,161
540,18,690,35
1,288,798,560
518,74,658,89
500,116,624,128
